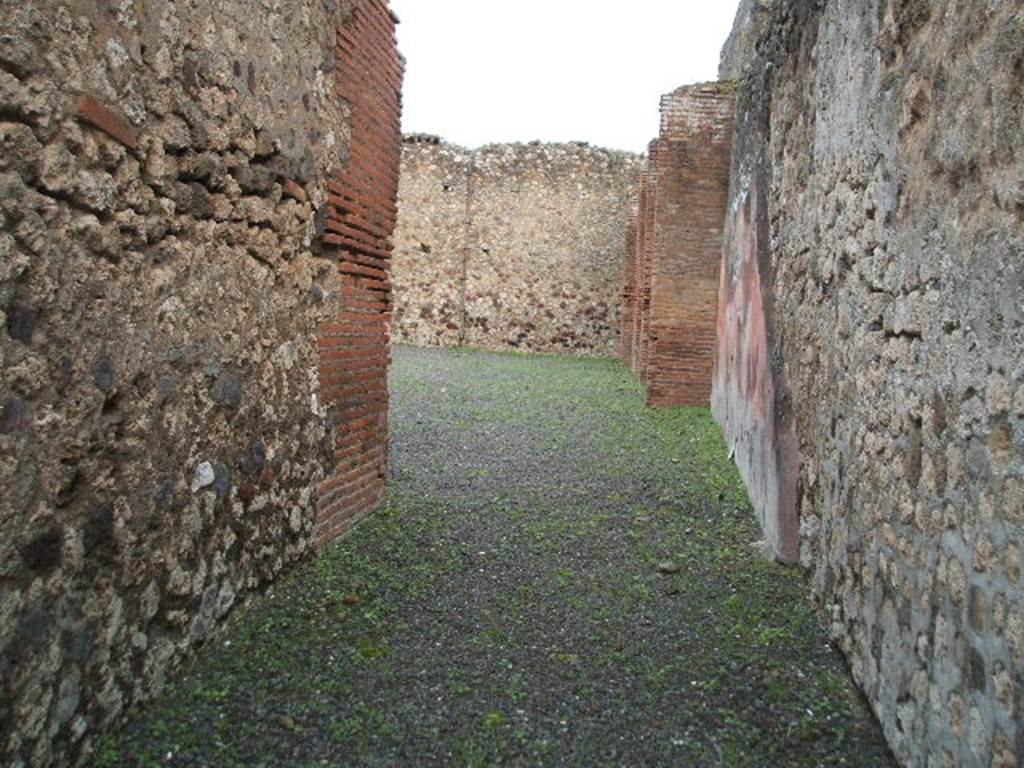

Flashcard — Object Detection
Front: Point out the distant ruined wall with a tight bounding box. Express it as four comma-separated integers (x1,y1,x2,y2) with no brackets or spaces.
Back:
390,138,466,348
0,0,401,765
620,85,735,407
393,138,642,356
713,1,1024,766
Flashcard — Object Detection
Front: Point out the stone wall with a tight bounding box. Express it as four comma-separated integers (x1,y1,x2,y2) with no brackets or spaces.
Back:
392,138,642,356
713,1,1024,765
0,1,401,765
718,0,776,81
620,85,735,407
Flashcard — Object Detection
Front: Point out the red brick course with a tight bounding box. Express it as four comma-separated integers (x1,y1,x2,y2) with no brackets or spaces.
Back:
316,0,404,545
621,84,735,407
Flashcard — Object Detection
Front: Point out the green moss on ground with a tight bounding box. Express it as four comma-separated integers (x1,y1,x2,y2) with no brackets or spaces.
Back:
98,346,893,767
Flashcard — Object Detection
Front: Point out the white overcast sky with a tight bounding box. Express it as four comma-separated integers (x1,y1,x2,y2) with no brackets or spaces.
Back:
388,1,742,154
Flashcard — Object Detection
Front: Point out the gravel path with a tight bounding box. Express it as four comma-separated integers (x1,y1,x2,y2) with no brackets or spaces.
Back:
102,346,895,767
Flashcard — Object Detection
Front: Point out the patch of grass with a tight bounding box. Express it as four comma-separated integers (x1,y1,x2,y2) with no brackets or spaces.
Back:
355,641,390,661
482,710,508,729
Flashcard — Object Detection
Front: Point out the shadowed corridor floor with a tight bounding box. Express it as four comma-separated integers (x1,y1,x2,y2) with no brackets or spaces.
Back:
101,346,894,767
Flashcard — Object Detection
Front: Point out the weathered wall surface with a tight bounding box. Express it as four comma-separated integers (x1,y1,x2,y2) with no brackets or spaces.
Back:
389,137,467,349
0,1,401,765
713,1,1024,765
718,0,776,81
393,138,642,355
620,86,735,407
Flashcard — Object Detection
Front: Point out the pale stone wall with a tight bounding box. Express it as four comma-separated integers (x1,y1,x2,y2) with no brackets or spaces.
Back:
718,0,775,81
393,137,642,356
389,137,467,348
714,1,1024,765
0,1,363,764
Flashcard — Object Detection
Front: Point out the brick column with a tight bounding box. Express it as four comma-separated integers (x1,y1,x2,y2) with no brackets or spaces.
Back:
620,208,639,364
645,84,735,407
316,0,404,544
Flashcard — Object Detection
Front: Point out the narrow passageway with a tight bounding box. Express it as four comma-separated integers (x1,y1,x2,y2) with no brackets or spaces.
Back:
103,347,893,767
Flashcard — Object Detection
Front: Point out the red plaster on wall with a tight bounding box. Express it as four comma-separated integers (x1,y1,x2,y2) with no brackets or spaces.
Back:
711,185,799,564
